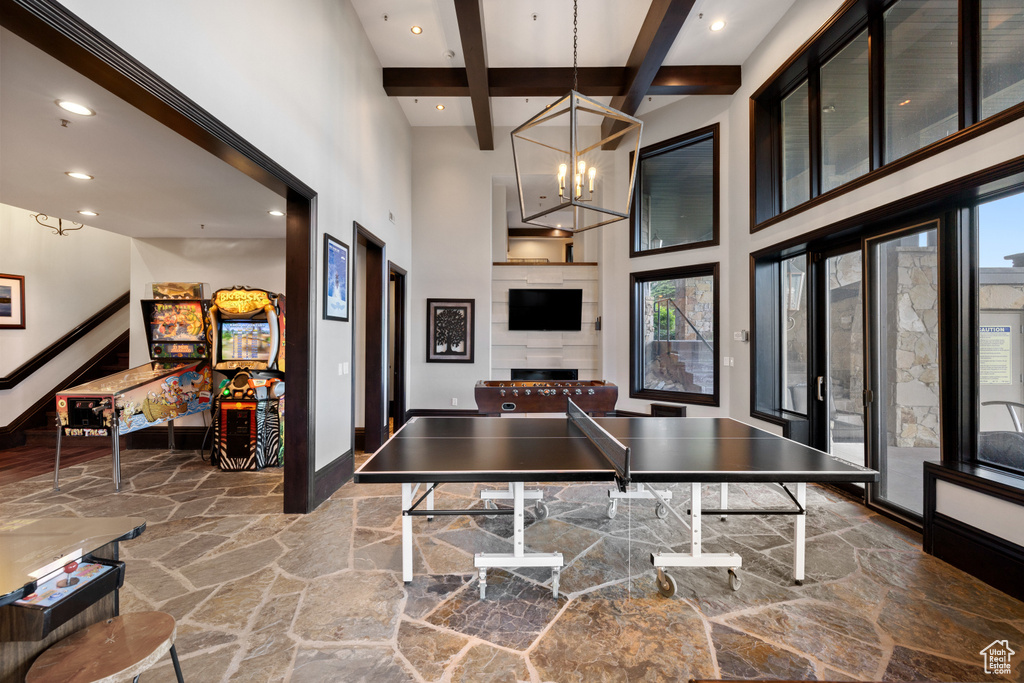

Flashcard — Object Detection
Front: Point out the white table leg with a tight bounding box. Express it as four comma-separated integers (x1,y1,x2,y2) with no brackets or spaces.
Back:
402,483,415,582
720,482,728,520
691,482,702,557
794,482,806,584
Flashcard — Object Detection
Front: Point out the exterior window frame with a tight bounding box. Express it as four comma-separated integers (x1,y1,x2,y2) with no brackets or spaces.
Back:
629,123,720,257
750,0,1024,231
630,262,720,406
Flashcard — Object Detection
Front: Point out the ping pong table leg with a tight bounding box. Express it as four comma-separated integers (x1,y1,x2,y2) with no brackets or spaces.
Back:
793,482,806,585
720,483,728,521
690,483,702,557
402,482,414,582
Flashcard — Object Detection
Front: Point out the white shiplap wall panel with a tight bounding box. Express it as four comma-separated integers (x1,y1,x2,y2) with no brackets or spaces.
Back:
492,264,601,380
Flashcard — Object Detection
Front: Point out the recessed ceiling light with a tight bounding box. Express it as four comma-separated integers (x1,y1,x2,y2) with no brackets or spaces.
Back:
56,100,95,116
411,25,423,35
268,210,285,217
436,104,445,111
78,210,99,216
65,171,94,180
710,20,726,31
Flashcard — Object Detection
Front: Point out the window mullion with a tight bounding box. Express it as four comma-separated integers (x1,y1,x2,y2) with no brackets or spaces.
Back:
808,65,823,199
868,7,885,171
959,0,981,128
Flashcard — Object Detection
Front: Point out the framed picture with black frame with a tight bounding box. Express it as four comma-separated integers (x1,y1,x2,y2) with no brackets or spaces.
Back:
0,273,25,329
426,298,474,363
323,233,349,321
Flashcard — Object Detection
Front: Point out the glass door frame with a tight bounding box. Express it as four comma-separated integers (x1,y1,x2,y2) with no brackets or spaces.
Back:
807,239,867,500
863,219,943,524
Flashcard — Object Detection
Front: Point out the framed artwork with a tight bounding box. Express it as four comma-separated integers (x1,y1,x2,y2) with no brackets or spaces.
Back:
323,233,349,321
0,274,25,329
427,298,474,363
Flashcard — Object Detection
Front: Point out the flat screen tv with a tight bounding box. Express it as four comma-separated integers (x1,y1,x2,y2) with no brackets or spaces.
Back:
508,289,583,331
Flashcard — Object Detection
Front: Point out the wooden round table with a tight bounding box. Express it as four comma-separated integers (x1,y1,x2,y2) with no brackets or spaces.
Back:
26,611,183,683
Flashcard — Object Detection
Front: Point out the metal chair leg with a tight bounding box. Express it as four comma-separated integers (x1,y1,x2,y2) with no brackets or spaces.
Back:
170,643,185,682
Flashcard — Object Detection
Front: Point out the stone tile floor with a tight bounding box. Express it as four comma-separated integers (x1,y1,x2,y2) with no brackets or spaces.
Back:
3,447,1023,682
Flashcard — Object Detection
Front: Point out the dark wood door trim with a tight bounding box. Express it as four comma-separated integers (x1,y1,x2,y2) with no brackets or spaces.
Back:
2,0,320,514
355,224,388,453
389,262,408,433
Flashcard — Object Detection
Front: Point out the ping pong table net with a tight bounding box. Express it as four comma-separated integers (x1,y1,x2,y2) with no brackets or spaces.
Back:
566,399,631,492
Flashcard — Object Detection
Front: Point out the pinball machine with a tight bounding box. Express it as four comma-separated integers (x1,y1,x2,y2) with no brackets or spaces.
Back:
54,293,213,491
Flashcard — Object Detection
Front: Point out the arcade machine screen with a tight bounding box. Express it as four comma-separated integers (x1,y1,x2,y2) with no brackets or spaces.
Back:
220,321,272,362
144,300,209,360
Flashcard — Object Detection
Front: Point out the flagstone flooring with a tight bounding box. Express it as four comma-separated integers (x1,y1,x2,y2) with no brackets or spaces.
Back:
3,447,1023,682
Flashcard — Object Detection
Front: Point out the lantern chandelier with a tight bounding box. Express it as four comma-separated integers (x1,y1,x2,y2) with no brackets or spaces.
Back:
511,0,643,233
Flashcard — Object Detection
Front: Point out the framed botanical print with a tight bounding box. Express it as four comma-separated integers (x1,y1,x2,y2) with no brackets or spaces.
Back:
426,298,474,363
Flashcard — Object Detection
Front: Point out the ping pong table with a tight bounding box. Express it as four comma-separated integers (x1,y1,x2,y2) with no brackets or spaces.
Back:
354,401,878,599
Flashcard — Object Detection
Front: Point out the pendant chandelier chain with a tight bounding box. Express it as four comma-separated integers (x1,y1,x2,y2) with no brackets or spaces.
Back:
572,0,578,91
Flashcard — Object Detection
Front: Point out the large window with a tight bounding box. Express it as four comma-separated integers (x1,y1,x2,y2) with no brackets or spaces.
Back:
884,0,959,163
750,0,1024,228
782,82,811,210
977,191,1024,475
631,264,718,405
631,124,718,255
981,0,1024,118
821,30,870,192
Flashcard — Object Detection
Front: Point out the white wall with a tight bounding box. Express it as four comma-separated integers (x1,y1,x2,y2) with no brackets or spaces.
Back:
410,126,614,410
0,202,131,426
507,238,572,263
60,0,414,470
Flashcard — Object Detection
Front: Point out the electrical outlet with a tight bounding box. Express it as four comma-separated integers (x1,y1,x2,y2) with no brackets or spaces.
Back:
451,397,458,406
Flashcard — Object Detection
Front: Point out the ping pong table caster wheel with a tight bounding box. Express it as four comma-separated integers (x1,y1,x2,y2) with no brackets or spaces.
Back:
551,568,560,598
655,503,668,520
656,568,677,598
483,499,497,519
728,568,741,592
534,501,549,520
607,500,618,519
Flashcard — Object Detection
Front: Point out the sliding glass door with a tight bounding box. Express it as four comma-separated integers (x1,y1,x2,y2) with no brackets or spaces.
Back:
808,246,867,486
865,222,940,517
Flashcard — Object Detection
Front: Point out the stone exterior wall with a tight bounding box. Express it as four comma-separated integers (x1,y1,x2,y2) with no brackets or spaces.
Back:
642,274,714,394
829,254,864,422
888,246,940,448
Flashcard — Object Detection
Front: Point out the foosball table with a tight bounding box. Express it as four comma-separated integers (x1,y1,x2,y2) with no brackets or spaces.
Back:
474,380,617,416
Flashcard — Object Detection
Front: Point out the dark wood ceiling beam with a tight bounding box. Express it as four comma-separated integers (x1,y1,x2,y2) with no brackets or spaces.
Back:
382,65,740,98
382,68,468,96
454,0,493,150
602,0,697,148
646,65,741,96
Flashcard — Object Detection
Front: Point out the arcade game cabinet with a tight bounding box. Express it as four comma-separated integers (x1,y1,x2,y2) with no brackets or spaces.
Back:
54,289,213,491
208,286,285,471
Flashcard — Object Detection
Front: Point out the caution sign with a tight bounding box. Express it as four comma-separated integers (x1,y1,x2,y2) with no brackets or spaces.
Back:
980,326,1012,385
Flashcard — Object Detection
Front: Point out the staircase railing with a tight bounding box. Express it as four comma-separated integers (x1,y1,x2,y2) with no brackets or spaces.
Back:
652,297,713,353
0,292,129,390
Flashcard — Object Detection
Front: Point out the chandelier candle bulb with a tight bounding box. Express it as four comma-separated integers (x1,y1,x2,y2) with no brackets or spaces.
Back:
588,166,596,192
